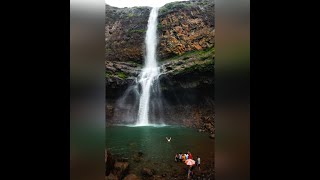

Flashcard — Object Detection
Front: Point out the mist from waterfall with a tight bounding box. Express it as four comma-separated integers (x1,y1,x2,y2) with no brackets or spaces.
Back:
136,7,160,126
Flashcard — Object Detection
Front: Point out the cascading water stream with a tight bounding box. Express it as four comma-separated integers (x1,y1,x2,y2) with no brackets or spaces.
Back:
136,7,160,126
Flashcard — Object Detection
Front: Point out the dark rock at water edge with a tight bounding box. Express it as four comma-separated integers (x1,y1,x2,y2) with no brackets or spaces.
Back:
105,150,131,179
114,162,130,179
133,151,144,162
106,173,118,180
124,174,140,180
106,149,115,176
141,168,155,177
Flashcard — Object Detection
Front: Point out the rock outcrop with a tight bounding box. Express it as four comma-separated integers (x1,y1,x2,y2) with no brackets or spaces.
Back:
105,149,115,176
124,174,140,180
105,5,151,63
114,162,129,179
158,0,215,59
105,149,132,180
141,168,155,177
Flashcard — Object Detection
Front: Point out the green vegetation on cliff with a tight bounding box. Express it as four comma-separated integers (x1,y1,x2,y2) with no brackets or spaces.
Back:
159,2,193,15
157,24,163,30
106,71,112,78
116,72,128,79
162,47,215,62
159,0,213,16
128,29,146,34
161,47,214,78
176,59,214,75
105,71,128,79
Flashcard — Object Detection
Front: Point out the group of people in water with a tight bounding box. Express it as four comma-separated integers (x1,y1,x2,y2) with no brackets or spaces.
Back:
175,151,201,178
166,138,201,178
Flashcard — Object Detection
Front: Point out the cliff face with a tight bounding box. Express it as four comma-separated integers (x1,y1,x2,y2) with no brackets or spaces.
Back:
105,0,215,128
158,0,215,59
157,0,215,98
105,5,151,63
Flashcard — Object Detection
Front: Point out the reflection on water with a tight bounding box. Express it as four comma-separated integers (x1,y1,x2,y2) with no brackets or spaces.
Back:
106,126,214,176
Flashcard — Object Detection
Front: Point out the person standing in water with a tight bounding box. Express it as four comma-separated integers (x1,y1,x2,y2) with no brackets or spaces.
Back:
179,153,182,162
188,151,193,159
187,166,191,179
175,153,179,162
197,156,201,170
166,137,171,142
182,153,186,162
187,165,195,179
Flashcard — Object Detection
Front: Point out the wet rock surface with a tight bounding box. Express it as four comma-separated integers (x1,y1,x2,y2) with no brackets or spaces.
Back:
105,173,118,180
124,174,140,180
133,152,144,163
106,149,131,179
114,162,129,179
106,149,115,176
141,168,155,177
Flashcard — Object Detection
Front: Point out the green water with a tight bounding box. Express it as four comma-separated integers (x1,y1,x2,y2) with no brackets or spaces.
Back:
106,125,214,176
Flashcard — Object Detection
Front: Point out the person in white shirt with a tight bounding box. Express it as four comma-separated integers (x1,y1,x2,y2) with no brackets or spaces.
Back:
179,153,182,162
197,156,201,170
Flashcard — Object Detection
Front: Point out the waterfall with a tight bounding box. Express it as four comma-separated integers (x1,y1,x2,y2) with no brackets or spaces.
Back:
136,7,160,126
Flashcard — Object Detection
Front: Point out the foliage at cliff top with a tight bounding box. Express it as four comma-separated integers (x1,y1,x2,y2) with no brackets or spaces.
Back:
159,0,214,16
